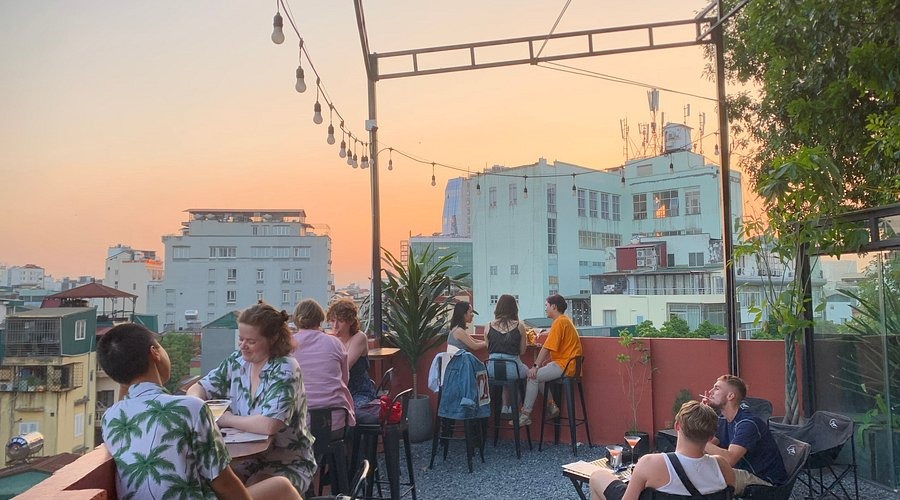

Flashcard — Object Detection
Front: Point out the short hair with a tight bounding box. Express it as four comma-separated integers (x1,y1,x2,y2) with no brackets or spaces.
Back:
239,301,293,358
326,299,360,335
676,400,718,443
97,323,157,385
546,294,567,314
294,298,325,330
718,374,747,401
449,301,471,330
494,294,519,321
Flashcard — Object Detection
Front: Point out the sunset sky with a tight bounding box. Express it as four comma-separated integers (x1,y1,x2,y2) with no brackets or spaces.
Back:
0,1,730,286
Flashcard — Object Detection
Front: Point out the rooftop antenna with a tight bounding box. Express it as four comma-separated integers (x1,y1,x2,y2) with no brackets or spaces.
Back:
619,118,630,161
698,112,707,155
683,103,691,124
647,88,660,154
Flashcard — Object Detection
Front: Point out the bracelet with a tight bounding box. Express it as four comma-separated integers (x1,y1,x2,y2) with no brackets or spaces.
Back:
532,363,538,368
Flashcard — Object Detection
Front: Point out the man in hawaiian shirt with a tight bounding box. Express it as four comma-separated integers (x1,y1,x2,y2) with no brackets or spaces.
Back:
98,323,300,499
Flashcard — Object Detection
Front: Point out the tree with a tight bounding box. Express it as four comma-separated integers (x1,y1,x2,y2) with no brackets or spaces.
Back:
159,333,194,394
714,0,900,207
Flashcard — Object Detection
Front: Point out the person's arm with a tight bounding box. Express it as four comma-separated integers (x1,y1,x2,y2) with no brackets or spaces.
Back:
621,454,655,500
484,324,491,351
209,466,253,500
346,331,368,367
715,455,737,488
527,346,550,379
187,383,208,400
452,327,486,351
704,441,748,467
217,412,285,435
517,323,527,355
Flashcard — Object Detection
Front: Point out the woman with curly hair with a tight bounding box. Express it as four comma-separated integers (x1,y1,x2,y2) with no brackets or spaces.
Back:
327,298,377,409
189,301,315,494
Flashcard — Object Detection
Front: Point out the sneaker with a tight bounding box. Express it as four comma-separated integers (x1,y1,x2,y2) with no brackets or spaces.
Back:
517,412,532,426
500,405,512,418
546,403,560,419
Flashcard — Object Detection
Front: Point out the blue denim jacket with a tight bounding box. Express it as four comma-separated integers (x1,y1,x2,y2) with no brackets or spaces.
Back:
437,350,491,420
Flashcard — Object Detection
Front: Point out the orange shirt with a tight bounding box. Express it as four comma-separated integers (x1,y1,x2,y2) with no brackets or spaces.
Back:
543,314,582,376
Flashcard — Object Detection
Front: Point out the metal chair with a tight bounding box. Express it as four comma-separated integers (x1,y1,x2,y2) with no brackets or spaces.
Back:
428,353,486,472
359,388,417,500
768,411,859,499
741,433,811,500
309,459,370,500
539,355,593,456
487,358,532,459
308,407,352,497
376,367,395,397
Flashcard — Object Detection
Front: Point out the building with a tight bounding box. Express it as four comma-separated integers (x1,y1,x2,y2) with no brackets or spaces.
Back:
7,265,44,288
408,236,473,291
149,209,333,331
104,245,164,314
0,308,97,468
442,177,472,237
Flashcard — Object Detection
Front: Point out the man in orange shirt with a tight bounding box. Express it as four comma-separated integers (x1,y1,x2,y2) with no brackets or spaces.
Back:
518,294,583,426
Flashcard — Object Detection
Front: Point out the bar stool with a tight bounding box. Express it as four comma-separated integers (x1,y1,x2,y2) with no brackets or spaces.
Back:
429,353,486,473
308,407,351,496
539,355,593,455
487,358,531,458
355,389,417,500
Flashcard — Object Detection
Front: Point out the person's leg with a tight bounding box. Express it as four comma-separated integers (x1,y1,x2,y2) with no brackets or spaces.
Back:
589,470,625,500
732,468,772,496
247,476,302,500
522,363,564,416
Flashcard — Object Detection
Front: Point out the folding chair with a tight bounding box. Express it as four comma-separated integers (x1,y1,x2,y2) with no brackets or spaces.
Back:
741,433,810,500
768,411,859,499
639,486,734,499
740,397,774,423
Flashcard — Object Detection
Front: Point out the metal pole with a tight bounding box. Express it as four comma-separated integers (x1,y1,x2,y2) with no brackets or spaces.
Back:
367,54,383,340
715,0,739,375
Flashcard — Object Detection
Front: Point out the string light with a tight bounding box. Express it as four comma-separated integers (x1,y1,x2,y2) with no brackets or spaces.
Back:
571,174,577,196
271,9,285,44
620,168,626,185
294,40,306,92
312,80,323,124
339,122,347,158
361,143,369,169
352,140,358,168
347,137,354,166
431,163,436,187
523,175,529,199
476,175,481,195
326,104,335,145
387,148,393,171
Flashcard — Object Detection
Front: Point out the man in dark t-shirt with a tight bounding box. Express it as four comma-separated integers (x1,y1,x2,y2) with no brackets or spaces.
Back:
702,375,787,495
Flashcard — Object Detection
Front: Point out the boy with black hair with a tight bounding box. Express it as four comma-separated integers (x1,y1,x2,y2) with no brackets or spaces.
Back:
98,323,300,499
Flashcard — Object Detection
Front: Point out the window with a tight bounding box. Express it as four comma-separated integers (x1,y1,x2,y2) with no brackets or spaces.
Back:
546,184,557,213
74,413,84,437
252,225,270,236
578,231,622,250
172,246,190,259
601,193,610,219
208,290,215,306
208,268,215,284
282,291,290,304
227,268,237,282
293,247,311,258
282,269,291,282
490,295,499,305
165,289,175,306
689,252,705,267
489,187,497,208
547,218,557,254
589,191,598,218
633,193,647,220
273,246,291,258
636,164,652,176
294,291,303,302
209,246,236,259
165,312,175,326
603,310,617,327
251,246,271,258
653,190,679,218
577,189,586,216
256,269,265,283
612,194,621,221
667,253,676,267
273,225,290,235
490,266,498,276
18,422,38,434
738,291,761,308
509,183,518,206
294,269,303,282
685,187,701,215
226,290,237,304
74,320,86,341
510,265,519,275
256,290,264,301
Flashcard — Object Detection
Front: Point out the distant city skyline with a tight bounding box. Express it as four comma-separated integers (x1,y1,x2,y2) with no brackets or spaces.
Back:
1,1,728,286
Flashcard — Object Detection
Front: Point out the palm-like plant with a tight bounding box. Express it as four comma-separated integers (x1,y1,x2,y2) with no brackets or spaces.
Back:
381,245,468,397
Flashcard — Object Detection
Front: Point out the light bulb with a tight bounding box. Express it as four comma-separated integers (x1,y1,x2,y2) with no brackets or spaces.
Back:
312,102,323,124
364,156,371,169
339,140,347,158
352,153,358,167
431,174,436,187
571,184,577,196
388,158,393,171
476,182,481,195
714,144,720,156
669,161,674,171
295,67,306,93
326,125,335,145
524,186,528,199
271,13,285,44
346,152,353,166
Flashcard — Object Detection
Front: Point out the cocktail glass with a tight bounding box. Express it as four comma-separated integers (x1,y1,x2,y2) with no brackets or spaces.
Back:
606,444,624,469
205,399,231,423
625,434,642,467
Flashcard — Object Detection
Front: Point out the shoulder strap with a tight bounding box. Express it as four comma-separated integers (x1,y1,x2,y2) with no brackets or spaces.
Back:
665,452,702,497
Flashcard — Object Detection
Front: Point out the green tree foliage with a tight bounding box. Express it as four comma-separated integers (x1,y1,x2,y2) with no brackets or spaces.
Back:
659,316,691,338
715,0,900,206
693,321,725,338
634,320,660,337
159,333,194,394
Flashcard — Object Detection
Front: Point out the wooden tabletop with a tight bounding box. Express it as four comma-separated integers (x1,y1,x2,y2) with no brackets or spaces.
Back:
368,347,401,359
225,435,272,459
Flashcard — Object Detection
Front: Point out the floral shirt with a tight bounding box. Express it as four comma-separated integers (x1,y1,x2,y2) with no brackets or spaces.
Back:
101,382,229,500
198,351,315,493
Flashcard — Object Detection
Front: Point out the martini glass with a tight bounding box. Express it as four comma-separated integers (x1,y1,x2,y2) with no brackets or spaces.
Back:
205,399,231,424
625,434,642,467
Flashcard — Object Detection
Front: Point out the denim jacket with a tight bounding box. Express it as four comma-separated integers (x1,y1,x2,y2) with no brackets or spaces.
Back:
437,350,491,420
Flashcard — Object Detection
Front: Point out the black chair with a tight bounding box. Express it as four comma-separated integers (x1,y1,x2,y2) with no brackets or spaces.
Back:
308,407,352,497
309,459,370,500
741,433,811,500
360,388,417,500
639,486,734,499
539,355,593,456
428,353,486,472
740,397,774,423
768,411,859,499
376,367,395,397
487,358,532,459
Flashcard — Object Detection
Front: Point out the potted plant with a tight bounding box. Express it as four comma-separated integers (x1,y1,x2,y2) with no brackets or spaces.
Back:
381,245,468,442
616,331,654,458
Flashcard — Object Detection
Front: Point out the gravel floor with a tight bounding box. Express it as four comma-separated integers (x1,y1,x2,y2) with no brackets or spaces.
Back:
365,438,898,500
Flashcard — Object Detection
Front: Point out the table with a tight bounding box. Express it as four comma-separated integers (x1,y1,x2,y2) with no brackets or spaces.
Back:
222,430,273,459
368,347,400,388
561,456,632,500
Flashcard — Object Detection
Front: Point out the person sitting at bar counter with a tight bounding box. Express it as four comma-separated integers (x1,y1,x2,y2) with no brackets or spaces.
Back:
518,293,582,426
702,374,787,495
447,301,486,352
327,298,376,410
589,401,735,500
485,294,529,416
98,323,300,500
189,302,315,495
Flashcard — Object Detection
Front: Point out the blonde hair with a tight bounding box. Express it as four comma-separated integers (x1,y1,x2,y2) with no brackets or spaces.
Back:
676,400,718,443
293,299,325,330
238,301,293,357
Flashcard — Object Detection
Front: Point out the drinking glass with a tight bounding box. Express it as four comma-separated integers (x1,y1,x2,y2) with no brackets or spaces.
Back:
606,444,623,469
625,434,642,467
205,399,231,423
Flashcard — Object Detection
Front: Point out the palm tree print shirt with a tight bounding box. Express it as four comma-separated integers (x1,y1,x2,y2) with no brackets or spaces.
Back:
101,382,229,500
198,352,315,493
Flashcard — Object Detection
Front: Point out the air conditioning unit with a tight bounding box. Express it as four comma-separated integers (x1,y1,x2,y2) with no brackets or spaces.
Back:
0,383,11,391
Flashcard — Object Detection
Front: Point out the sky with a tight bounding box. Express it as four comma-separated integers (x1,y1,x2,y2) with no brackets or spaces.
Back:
0,0,729,287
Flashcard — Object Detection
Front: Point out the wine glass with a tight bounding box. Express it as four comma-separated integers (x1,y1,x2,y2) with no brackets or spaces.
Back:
205,399,231,424
625,434,642,467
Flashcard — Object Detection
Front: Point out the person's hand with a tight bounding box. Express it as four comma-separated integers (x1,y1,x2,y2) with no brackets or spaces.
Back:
216,411,235,427
527,366,538,379
699,390,710,405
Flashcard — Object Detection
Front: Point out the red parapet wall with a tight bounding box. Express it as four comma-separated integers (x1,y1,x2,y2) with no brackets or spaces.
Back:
14,445,116,499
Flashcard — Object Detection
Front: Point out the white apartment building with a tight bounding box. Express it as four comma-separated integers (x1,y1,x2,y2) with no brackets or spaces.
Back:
148,209,333,331
104,245,164,314
8,264,45,287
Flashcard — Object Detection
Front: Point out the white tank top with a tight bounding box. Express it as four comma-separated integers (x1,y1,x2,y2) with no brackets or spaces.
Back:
659,452,727,495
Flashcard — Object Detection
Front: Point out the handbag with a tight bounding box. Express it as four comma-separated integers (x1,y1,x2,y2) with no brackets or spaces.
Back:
356,399,382,425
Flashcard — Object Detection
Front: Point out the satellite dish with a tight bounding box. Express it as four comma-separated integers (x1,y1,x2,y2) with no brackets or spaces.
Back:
6,432,44,462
